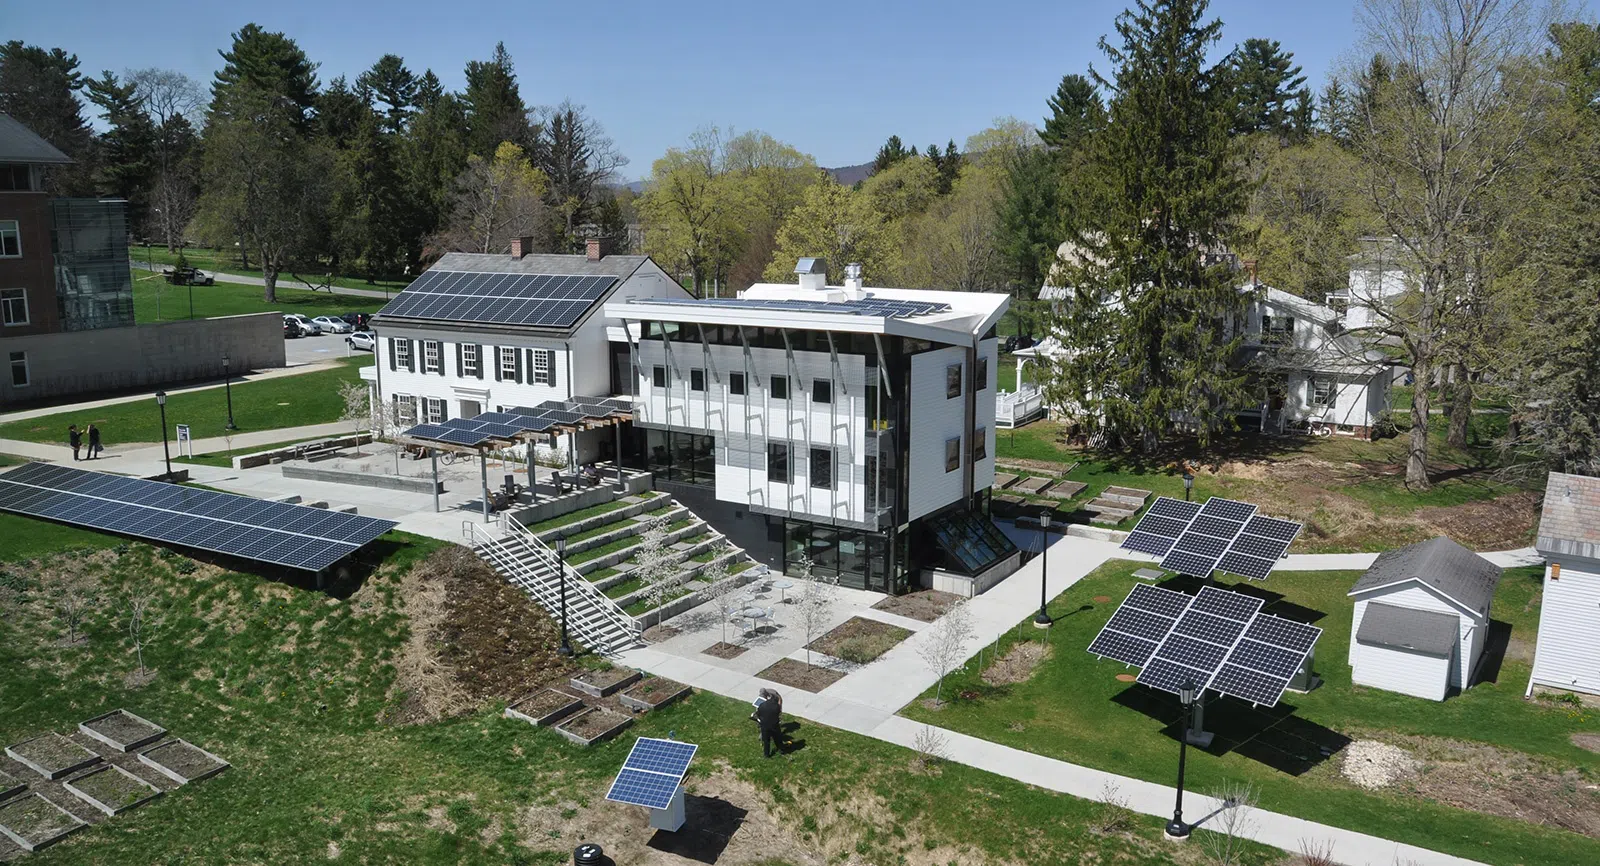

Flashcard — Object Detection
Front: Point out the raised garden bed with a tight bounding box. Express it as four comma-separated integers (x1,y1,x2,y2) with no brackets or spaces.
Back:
0,768,23,802
806,616,912,664
138,738,229,785
5,733,101,780
0,792,85,852
79,709,167,752
63,764,163,816
618,677,691,713
758,658,846,693
504,688,584,727
568,667,641,698
702,641,747,659
872,589,962,623
553,707,633,746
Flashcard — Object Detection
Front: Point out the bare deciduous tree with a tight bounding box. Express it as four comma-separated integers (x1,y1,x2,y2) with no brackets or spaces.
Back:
912,724,949,768
339,380,371,444
918,598,976,705
1199,780,1260,866
123,588,162,681
793,556,838,665
696,541,740,644
51,574,99,645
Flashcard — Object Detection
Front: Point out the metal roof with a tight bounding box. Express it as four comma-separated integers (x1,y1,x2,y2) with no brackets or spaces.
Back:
1536,472,1600,561
432,251,650,279
0,114,73,164
1347,536,1501,619
1355,602,1459,658
632,295,952,320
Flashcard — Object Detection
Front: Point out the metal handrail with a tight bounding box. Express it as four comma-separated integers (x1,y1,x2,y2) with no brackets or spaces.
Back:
465,521,639,653
499,517,641,645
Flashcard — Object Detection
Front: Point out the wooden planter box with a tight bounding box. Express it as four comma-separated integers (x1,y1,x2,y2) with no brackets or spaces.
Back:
553,707,633,746
568,668,641,698
79,709,167,752
138,738,229,785
63,764,163,816
617,678,691,713
0,768,24,803
5,733,101,781
504,689,585,727
0,793,85,852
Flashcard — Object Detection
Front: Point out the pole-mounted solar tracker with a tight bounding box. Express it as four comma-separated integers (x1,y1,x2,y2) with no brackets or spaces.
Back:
1120,496,1304,580
604,737,697,832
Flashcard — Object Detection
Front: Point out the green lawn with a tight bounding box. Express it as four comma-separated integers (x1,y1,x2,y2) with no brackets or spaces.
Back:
0,521,1276,866
0,356,373,446
131,268,387,324
903,560,1600,866
133,245,411,295
175,433,350,468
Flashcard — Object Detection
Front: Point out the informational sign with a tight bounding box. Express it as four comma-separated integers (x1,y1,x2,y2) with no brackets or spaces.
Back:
176,424,191,457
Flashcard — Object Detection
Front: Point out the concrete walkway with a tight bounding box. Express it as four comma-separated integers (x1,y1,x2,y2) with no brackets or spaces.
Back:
132,259,394,299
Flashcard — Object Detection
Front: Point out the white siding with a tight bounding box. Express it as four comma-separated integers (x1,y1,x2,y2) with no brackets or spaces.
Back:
908,345,969,522
1350,583,1480,699
1352,641,1451,701
1529,559,1600,696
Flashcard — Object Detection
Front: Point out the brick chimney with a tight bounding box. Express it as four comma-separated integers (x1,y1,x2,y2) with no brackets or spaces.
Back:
586,236,614,262
510,236,535,259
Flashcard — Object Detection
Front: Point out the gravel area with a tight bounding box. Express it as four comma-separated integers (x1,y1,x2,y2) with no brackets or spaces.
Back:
1340,740,1419,790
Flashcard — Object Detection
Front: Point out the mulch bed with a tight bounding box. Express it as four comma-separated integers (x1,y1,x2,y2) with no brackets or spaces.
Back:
806,617,912,664
429,547,578,702
66,765,159,814
572,668,638,693
757,659,845,693
702,641,747,660
642,624,682,643
510,688,582,720
982,641,1053,686
871,590,962,623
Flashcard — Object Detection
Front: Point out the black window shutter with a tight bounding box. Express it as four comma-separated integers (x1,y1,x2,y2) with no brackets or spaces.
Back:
406,340,415,372
549,349,558,388
387,338,396,372
475,345,484,380
514,348,524,384
436,342,445,376
493,346,502,381
455,342,463,376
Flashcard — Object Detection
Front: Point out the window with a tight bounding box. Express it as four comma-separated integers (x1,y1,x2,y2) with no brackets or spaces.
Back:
531,348,553,385
425,397,445,423
0,289,27,326
768,442,790,483
770,376,788,399
729,372,746,395
945,437,961,472
1311,379,1333,407
9,351,27,387
947,364,963,399
690,368,706,391
394,395,417,425
422,340,441,374
972,427,988,460
813,379,832,404
499,346,517,381
0,221,19,258
461,343,480,377
652,365,667,388
394,339,412,371
810,447,833,490
975,356,988,391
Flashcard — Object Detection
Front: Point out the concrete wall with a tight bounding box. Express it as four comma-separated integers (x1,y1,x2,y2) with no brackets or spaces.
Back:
1,312,284,406
281,463,444,494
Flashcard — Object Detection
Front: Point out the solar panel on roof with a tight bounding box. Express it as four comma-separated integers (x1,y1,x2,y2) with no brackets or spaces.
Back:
635,295,952,319
377,270,619,329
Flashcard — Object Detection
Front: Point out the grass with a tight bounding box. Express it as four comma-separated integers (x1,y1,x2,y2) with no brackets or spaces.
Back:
524,494,660,535
133,245,411,295
131,268,386,324
567,533,648,565
0,356,373,446
0,522,1258,865
902,559,1600,866
622,586,693,615
601,575,644,599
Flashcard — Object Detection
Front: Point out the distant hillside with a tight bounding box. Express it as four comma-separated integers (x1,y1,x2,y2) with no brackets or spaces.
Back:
623,161,872,195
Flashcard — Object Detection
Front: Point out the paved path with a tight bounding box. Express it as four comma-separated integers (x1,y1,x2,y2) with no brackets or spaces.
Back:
132,259,395,299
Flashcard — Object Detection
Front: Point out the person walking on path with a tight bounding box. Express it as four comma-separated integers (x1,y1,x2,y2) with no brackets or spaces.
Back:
68,425,82,461
87,424,102,459
754,687,783,758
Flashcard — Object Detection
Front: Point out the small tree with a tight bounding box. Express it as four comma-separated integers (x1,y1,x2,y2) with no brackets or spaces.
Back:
1200,780,1260,866
696,541,740,644
793,556,838,665
51,574,99,645
123,588,162,681
918,598,975,705
338,380,370,454
629,517,681,611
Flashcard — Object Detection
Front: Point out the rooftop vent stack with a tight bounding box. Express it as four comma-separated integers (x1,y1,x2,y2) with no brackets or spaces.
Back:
795,257,827,292
844,262,864,291
510,236,535,259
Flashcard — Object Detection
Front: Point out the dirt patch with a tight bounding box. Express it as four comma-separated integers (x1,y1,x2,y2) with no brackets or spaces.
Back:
1572,733,1600,754
757,659,845,693
982,641,1053,686
556,707,630,741
806,617,911,664
702,641,746,659
642,624,681,643
1414,490,1541,551
871,590,962,623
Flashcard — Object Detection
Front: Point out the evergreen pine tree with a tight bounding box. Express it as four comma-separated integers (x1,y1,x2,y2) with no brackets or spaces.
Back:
357,54,418,134
0,41,96,193
871,134,911,174
1225,37,1308,137
209,23,319,128
1039,73,1104,152
463,42,529,158
85,71,155,227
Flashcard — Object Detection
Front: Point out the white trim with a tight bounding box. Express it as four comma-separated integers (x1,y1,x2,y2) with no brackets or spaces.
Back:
422,340,442,373
8,350,29,388
0,288,27,327
461,343,481,377
0,220,20,259
1347,578,1481,621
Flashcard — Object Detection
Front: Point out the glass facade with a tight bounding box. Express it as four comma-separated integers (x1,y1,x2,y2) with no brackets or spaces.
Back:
784,519,898,593
642,428,715,487
51,199,134,331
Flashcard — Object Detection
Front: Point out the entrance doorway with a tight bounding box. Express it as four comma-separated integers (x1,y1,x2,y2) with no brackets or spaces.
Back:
459,399,481,419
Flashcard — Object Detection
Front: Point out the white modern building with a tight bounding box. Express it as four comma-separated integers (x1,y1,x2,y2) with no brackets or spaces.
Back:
1527,472,1600,698
366,238,687,466
604,259,1020,595
1347,536,1501,702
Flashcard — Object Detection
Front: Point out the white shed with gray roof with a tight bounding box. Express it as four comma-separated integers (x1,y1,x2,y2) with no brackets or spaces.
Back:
1527,472,1600,697
1347,536,1501,701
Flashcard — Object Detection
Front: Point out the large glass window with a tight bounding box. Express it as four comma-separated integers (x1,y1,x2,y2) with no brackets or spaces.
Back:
652,365,667,387
690,368,706,391
0,288,27,326
809,447,832,490
0,221,19,258
768,442,789,483
9,351,27,387
643,428,715,487
813,379,832,403
947,364,962,398
770,375,788,399
729,372,746,395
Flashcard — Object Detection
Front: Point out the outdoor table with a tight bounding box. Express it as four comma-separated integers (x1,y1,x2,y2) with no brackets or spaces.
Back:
738,606,770,635
770,579,794,604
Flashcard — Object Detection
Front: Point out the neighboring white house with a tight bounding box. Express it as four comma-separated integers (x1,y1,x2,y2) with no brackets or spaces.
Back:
366,238,688,466
1347,536,1501,702
1527,472,1600,698
604,258,1019,596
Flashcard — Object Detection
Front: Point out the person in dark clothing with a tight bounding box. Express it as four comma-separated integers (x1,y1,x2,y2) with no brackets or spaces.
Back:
87,424,101,459
68,425,82,461
754,688,783,758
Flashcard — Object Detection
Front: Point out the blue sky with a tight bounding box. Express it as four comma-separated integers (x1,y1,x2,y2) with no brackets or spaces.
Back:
15,1,1370,176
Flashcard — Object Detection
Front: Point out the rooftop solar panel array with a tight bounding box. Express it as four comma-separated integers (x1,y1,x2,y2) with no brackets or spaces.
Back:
635,294,953,319
402,397,632,448
1086,583,1323,707
0,463,396,572
1118,496,1303,581
376,270,619,328
605,737,698,810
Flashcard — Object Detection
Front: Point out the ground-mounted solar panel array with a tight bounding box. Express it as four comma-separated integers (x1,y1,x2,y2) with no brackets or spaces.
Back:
1087,585,1322,707
377,270,619,328
0,463,396,572
636,295,953,319
605,737,698,810
1120,496,1303,580
403,397,632,449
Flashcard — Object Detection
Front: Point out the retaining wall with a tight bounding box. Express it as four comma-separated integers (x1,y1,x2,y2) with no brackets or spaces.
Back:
281,463,443,494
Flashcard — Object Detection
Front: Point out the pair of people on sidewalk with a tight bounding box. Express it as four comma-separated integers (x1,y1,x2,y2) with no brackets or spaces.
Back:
68,424,102,461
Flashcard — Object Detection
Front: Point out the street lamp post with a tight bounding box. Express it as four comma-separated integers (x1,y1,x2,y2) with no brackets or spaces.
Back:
222,353,237,430
155,391,172,481
1033,512,1052,627
1183,469,1195,502
1165,680,1198,839
556,536,573,656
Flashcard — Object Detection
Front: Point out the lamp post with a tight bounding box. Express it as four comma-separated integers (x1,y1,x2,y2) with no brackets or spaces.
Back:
1166,680,1198,839
1182,468,1195,502
155,391,172,481
1033,512,1052,627
556,535,573,656
222,353,237,430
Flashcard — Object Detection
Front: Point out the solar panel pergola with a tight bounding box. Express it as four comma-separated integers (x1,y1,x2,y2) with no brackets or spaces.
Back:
1121,496,1303,581
605,737,697,831
0,462,396,574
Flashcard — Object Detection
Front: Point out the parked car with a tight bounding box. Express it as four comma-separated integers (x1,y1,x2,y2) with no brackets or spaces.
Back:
284,313,321,335
163,266,214,286
346,330,376,352
283,316,302,338
340,312,371,330
312,315,353,334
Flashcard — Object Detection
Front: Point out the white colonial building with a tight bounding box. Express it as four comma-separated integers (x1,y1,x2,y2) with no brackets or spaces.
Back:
1528,472,1600,698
